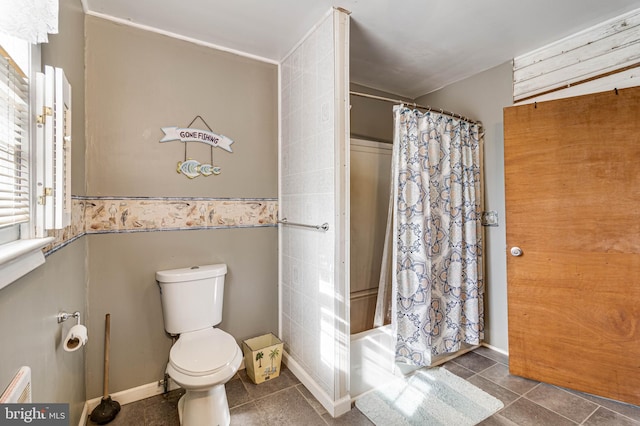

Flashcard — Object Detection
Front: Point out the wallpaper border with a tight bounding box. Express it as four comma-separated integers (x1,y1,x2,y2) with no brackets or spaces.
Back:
44,196,278,256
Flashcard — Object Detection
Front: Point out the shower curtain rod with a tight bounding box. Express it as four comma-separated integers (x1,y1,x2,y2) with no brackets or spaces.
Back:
349,90,480,125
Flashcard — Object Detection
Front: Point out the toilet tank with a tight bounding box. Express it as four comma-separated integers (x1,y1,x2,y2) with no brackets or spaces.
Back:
156,264,227,334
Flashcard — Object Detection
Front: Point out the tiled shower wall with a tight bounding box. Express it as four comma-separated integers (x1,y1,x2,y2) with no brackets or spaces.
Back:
280,11,339,398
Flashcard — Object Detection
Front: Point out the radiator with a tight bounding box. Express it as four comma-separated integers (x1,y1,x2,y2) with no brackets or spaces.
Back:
0,366,32,403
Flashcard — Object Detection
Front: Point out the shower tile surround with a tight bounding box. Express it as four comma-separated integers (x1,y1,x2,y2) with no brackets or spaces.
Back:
280,11,342,399
42,196,278,255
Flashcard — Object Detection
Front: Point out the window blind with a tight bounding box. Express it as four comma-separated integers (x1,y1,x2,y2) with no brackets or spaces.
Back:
0,46,29,228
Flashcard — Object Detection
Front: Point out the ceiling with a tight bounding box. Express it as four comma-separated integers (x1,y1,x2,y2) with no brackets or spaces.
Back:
84,0,640,98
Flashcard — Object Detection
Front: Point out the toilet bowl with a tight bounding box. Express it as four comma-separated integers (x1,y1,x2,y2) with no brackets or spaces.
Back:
168,328,242,425
156,264,240,426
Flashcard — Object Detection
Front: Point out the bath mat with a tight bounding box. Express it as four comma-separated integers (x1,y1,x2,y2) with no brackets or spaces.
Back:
355,367,503,426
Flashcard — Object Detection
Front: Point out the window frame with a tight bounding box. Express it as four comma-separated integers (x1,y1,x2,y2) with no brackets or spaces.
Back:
0,36,53,291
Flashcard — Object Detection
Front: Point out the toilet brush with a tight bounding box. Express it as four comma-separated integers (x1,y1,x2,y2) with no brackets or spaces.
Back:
90,313,121,424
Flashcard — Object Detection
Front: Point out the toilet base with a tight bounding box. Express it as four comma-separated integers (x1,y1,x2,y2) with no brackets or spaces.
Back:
177,384,230,426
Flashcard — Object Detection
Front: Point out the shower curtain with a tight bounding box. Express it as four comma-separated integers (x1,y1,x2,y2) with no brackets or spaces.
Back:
377,105,484,366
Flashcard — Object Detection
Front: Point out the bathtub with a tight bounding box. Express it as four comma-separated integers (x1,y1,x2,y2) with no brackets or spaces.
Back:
350,325,419,398
350,325,479,399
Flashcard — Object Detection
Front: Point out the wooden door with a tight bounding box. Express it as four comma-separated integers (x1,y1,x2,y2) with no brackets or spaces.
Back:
504,87,640,405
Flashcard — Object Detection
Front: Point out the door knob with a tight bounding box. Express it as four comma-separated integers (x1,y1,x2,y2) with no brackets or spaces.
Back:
510,247,523,257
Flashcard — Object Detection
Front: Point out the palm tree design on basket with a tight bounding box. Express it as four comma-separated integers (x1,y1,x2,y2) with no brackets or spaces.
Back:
269,347,280,372
256,351,264,368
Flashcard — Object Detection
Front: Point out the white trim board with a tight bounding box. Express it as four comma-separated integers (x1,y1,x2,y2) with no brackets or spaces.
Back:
332,7,352,407
80,379,181,426
77,401,88,426
481,341,509,356
79,360,246,425
350,138,393,153
283,351,351,418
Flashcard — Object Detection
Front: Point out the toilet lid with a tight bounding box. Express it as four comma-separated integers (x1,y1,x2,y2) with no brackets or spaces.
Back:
170,328,239,376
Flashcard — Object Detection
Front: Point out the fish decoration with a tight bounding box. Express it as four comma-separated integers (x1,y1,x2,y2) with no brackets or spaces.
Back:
177,159,221,178
177,159,201,179
199,164,213,176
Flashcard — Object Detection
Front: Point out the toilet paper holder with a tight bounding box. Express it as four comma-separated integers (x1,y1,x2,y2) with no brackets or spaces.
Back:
57,311,81,325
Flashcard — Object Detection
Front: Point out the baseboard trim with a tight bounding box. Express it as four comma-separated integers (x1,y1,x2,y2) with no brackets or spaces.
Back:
282,351,351,418
481,342,509,356
78,401,89,426
79,362,247,426
79,379,181,426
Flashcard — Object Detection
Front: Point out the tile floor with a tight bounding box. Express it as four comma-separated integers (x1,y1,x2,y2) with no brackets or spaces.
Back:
88,347,640,425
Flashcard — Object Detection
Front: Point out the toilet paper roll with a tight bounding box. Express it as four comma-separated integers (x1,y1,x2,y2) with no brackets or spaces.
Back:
63,324,88,352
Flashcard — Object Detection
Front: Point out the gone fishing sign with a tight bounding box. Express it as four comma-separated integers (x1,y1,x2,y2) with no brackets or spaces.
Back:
159,116,234,179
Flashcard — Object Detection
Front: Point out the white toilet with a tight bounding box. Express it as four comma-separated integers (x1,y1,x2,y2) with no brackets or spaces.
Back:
156,264,242,426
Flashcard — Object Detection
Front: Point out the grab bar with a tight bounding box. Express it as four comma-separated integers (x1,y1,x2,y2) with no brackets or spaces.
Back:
278,218,329,232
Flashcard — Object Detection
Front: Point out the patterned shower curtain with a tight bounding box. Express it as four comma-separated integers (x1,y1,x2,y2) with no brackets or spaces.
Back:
390,105,484,366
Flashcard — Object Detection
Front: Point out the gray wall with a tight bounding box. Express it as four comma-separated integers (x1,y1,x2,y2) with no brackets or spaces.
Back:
85,17,277,198
416,61,513,351
350,83,414,143
86,229,277,397
0,241,87,423
0,1,87,424
84,16,279,397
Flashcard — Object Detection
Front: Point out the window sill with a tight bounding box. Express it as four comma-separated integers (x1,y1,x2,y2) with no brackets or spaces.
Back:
0,237,55,292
